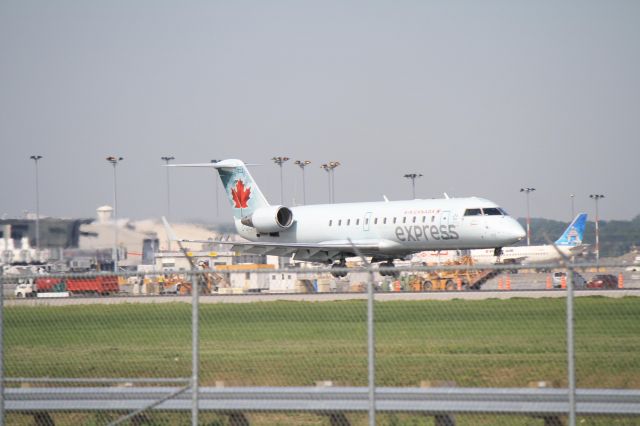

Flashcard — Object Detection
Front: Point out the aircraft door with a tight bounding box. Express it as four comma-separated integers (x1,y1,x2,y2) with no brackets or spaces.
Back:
440,211,451,244
440,211,450,227
449,210,462,243
462,208,485,242
363,212,372,231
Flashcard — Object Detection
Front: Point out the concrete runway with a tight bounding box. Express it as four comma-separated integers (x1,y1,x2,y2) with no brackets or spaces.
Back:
6,287,640,307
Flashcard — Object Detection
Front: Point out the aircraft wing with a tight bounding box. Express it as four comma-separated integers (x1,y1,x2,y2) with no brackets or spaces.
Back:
568,244,590,255
161,217,389,262
172,237,383,262
502,256,528,265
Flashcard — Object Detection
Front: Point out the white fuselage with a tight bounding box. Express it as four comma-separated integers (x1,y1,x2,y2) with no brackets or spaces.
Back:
414,245,577,265
474,245,575,264
234,197,525,257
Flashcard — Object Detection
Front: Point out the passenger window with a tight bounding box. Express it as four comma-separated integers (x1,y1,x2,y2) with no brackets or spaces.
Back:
402,217,407,224
374,218,378,225
393,217,397,224
329,220,332,226
338,219,342,226
464,208,482,216
365,218,369,225
383,218,387,224
347,219,351,225
412,216,416,223
422,216,426,223
483,208,502,216
356,219,360,225
431,216,435,222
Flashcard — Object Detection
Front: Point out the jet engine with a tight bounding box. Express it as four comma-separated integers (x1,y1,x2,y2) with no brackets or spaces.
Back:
240,206,294,233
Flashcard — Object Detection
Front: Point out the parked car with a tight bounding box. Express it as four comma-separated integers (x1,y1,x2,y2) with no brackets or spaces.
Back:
553,271,587,289
586,274,618,289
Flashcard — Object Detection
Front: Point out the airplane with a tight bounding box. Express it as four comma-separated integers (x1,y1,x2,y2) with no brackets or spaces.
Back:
167,159,526,277
413,213,588,266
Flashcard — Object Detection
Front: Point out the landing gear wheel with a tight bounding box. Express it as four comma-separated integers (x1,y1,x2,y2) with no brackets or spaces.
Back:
379,261,397,277
331,261,348,278
423,280,433,291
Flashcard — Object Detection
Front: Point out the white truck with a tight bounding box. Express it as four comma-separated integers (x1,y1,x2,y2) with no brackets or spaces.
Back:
14,280,69,298
14,281,37,298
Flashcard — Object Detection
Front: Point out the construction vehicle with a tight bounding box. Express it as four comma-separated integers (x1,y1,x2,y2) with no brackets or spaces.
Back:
407,256,503,291
167,260,231,295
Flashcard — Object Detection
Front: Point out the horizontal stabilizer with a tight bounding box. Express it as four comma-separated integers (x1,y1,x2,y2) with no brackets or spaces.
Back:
165,159,261,169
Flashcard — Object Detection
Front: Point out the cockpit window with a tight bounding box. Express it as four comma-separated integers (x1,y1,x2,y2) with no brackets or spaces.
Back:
483,207,503,216
464,208,482,216
499,208,508,215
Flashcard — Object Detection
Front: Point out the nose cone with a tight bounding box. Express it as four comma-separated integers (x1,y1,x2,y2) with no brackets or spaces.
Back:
506,218,526,243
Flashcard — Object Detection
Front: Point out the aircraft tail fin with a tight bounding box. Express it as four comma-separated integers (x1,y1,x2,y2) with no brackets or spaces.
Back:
167,159,270,219
555,213,588,246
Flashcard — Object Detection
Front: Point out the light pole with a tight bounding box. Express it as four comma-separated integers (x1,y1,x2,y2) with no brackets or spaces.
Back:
320,164,331,203
161,156,175,219
106,156,123,272
29,155,43,253
520,187,536,246
161,156,174,251
570,194,575,220
328,161,340,203
271,157,290,204
211,159,220,216
294,160,311,205
403,173,423,199
589,194,605,268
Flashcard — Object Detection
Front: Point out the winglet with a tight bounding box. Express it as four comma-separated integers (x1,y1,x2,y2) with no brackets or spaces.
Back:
383,195,389,202
161,216,178,242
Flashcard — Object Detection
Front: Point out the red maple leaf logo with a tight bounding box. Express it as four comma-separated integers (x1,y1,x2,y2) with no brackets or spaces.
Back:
231,179,251,208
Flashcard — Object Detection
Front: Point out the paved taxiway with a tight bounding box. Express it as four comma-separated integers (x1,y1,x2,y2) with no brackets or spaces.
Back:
6,288,640,307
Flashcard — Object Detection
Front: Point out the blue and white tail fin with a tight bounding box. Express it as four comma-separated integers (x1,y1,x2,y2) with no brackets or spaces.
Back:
211,159,270,219
166,159,270,219
555,213,587,246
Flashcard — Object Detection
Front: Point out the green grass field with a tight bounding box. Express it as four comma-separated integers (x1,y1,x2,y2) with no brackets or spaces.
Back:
6,297,640,389
5,297,640,425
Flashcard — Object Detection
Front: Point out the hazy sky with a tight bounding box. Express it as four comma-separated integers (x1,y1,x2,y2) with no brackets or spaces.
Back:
1,1,639,223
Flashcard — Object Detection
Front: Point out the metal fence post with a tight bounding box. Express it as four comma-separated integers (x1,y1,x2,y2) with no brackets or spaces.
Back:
566,266,576,426
367,265,376,426
347,239,376,425
191,271,199,426
1,275,4,425
348,238,376,426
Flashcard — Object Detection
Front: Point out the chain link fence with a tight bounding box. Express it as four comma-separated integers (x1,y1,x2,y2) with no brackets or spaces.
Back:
1,262,640,425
